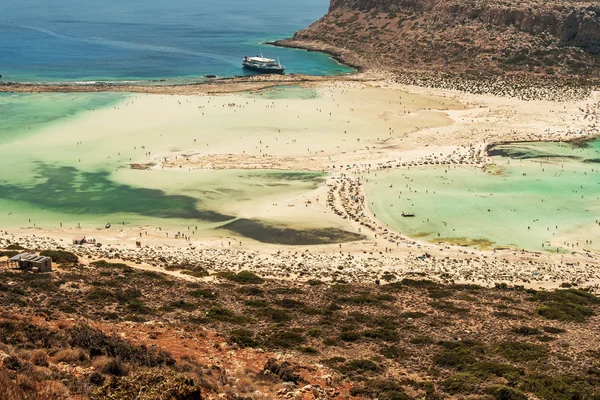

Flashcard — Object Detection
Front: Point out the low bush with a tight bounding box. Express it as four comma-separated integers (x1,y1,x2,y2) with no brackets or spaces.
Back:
410,335,434,345
54,348,87,363
68,324,174,367
236,286,264,296
498,341,548,362
485,385,527,400
469,361,523,383
350,379,411,399
520,373,600,400
180,269,209,278
263,358,304,384
39,250,78,264
443,372,480,394
344,359,379,373
274,299,305,309
512,326,541,336
206,306,245,323
218,270,264,284
363,329,398,342
90,260,133,272
533,289,598,322
257,307,292,322
269,331,305,349
379,345,408,360
431,301,470,314
542,326,566,334
102,358,129,376
434,345,479,369
339,331,361,342
91,370,203,399
229,329,259,348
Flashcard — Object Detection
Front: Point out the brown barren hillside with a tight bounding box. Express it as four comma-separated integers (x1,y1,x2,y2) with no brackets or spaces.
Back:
276,0,600,81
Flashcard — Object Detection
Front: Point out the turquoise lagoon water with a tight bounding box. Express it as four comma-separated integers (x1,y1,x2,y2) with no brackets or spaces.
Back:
0,93,365,244
367,140,600,252
0,0,352,82
0,92,125,144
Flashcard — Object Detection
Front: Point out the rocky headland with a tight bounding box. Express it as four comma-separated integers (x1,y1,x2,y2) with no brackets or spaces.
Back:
276,0,600,89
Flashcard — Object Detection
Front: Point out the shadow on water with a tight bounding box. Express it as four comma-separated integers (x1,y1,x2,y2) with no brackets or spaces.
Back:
246,171,326,182
222,218,365,245
487,145,581,160
0,164,233,222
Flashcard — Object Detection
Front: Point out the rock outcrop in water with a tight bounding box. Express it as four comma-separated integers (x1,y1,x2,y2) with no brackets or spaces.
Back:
277,0,600,80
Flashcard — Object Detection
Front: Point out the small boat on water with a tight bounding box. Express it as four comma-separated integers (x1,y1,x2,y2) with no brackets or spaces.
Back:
105,223,111,229
242,53,285,74
401,212,415,217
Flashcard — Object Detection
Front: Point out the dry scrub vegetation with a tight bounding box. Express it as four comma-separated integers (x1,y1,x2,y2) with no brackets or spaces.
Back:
0,251,599,399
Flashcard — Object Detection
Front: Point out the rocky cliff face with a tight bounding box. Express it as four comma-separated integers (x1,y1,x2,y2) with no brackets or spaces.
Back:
281,0,600,78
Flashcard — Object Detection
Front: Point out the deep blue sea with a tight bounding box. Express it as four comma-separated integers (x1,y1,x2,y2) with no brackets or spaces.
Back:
1,0,350,82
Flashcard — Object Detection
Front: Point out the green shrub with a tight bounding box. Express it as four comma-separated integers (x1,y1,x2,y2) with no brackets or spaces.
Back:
274,299,305,309
520,373,600,400
339,331,361,342
180,269,209,278
229,329,259,348
533,289,598,322
135,270,166,280
206,306,245,323
91,260,133,272
469,361,523,382
498,341,548,362
126,299,151,314
350,379,410,399
237,286,264,296
410,335,434,345
92,371,203,399
485,384,527,400
442,372,480,394
218,270,264,284
263,358,304,384
345,359,378,372
244,299,269,308
363,329,398,341
68,324,173,367
167,300,197,311
102,358,129,376
399,279,440,289
269,331,305,348
271,287,304,295
512,326,541,336
428,288,452,298
299,346,318,354
339,294,383,305
40,250,78,264
380,346,408,360
542,326,566,334
258,307,292,322
536,303,594,322
431,301,470,314
433,347,477,368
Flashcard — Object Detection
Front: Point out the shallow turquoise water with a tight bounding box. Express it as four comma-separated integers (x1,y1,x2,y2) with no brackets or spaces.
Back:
367,139,600,252
1,0,353,82
0,93,125,144
0,92,354,243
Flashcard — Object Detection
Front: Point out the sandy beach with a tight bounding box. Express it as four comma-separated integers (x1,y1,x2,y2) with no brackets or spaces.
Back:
1,76,599,289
